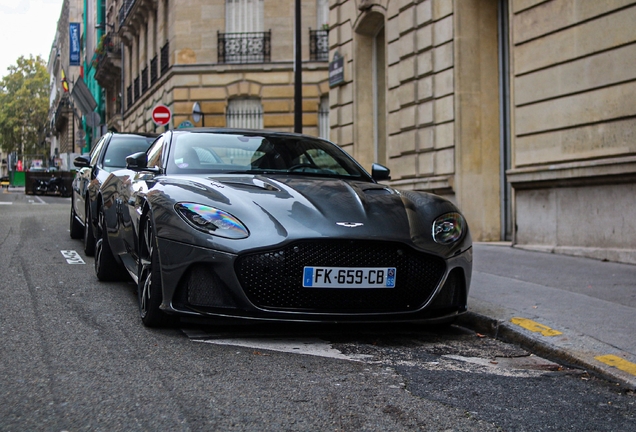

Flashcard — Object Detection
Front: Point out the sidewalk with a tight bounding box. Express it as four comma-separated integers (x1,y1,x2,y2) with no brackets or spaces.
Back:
458,243,636,389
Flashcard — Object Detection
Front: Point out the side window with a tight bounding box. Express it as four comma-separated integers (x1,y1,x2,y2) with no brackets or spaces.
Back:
90,135,108,166
146,136,165,169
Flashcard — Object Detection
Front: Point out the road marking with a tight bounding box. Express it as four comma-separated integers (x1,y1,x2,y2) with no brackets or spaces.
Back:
61,250,86,264
183,329,371,361
510,317,563,337
595,354,636,376
0,202,12,205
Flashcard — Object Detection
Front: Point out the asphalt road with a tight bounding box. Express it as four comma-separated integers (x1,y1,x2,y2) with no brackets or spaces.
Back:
1,190,634,431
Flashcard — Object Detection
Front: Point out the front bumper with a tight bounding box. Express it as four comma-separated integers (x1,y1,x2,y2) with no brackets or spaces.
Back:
157,237,472,324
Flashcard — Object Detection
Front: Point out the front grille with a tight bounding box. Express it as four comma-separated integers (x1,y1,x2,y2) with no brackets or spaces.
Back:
235,240,446,313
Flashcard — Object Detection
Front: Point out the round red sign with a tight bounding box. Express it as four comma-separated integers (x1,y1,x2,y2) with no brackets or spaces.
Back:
152,104,171,126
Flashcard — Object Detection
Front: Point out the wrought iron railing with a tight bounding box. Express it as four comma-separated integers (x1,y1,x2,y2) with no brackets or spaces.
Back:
309,29,329,62
150,56,158,85
160,42,170,74
218,31,271,64
226,108,263,129
118,0,136,27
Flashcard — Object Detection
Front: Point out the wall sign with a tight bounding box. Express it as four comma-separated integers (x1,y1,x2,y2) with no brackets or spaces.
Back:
329,52,345,88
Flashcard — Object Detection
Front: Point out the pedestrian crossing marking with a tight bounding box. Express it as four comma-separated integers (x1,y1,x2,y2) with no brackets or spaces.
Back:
510,317,563,337
595,355,636,377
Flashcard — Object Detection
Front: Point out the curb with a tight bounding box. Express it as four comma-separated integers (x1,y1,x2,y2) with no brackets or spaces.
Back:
457,311,636,391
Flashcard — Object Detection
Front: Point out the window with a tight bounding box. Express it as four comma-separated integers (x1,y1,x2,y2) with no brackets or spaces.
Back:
318,96,329,140
146,136,165,169
316,0,328,29
226,0,264,33
226,98,263,129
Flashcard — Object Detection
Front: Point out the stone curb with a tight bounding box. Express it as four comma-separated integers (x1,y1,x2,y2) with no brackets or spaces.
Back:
457,311,636,391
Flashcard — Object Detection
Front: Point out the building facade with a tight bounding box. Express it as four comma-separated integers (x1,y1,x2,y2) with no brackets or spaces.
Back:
93,0,331,137
47,0,85,170
329,0,636,264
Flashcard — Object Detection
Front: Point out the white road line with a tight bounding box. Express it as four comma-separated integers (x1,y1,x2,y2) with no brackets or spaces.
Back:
0,202,12,205
61,250,86,264
183,330,372,361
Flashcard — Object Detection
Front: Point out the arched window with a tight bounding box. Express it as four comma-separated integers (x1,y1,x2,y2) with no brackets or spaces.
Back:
226,98,263,129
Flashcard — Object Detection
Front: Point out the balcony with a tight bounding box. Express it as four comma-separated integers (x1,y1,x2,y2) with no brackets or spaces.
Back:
309,29,329,62
53,94,73,132
94,33,122,88
218,31,271,64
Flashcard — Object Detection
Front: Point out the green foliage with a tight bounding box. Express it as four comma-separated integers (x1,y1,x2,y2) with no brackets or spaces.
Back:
0,55,50,156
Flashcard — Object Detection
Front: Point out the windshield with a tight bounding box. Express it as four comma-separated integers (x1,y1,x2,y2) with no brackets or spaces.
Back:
166,132,369,180
103,135,156,170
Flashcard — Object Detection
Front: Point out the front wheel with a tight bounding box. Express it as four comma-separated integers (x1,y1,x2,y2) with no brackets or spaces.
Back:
137,216,175,327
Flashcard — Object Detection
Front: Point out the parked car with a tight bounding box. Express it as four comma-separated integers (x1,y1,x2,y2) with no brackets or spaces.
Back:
69,132,157,256
95,128,472,328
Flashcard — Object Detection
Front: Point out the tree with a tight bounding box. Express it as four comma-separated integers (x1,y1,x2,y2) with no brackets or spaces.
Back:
0,55,50,160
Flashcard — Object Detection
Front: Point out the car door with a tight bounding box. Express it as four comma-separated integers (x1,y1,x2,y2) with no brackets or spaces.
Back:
118,134,167,273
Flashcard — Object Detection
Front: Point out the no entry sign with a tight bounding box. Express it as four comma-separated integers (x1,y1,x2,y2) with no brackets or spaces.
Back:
152,104,171,126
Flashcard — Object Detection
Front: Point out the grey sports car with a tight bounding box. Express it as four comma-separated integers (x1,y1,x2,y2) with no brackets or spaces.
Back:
95,128,472,327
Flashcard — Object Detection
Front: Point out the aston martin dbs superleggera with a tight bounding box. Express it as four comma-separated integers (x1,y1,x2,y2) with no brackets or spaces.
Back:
95,128,472,327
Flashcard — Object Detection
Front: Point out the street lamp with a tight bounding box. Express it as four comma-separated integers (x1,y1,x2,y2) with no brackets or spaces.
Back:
95,22,115,30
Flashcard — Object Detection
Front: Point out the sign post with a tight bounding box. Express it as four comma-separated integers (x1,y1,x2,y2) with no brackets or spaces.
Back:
152,104,172,127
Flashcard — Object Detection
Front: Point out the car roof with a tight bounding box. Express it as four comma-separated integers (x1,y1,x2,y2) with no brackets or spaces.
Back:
171,127,325,140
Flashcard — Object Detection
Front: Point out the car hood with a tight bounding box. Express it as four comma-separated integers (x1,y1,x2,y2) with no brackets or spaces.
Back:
154,174,467,255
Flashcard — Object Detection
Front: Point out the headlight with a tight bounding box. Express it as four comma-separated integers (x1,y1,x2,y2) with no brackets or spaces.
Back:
432,212,465,245
175,203,249,239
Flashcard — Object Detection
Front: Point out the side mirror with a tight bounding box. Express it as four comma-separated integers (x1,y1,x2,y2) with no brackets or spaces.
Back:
73,155,91,168
126,152,161,174
371,163,391,181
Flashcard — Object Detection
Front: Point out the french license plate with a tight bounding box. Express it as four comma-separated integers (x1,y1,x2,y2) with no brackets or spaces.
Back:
303,267,396,288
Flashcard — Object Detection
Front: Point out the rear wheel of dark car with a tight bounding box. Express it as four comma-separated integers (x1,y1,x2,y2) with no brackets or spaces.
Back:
83,202,96,256
137,215,176,328
95,206,128,281
69,194,83,239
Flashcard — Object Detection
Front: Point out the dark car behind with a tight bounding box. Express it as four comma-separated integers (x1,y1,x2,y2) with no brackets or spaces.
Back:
69,132,157,255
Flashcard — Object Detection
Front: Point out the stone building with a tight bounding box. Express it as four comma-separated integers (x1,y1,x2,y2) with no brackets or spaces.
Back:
47,0,85,169
329,0,636,264
97,0,331,136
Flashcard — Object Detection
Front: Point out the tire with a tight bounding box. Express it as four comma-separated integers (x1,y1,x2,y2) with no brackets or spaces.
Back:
69,195,84,239
137,215,175,328
83,202,96,256
95,206,127,281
